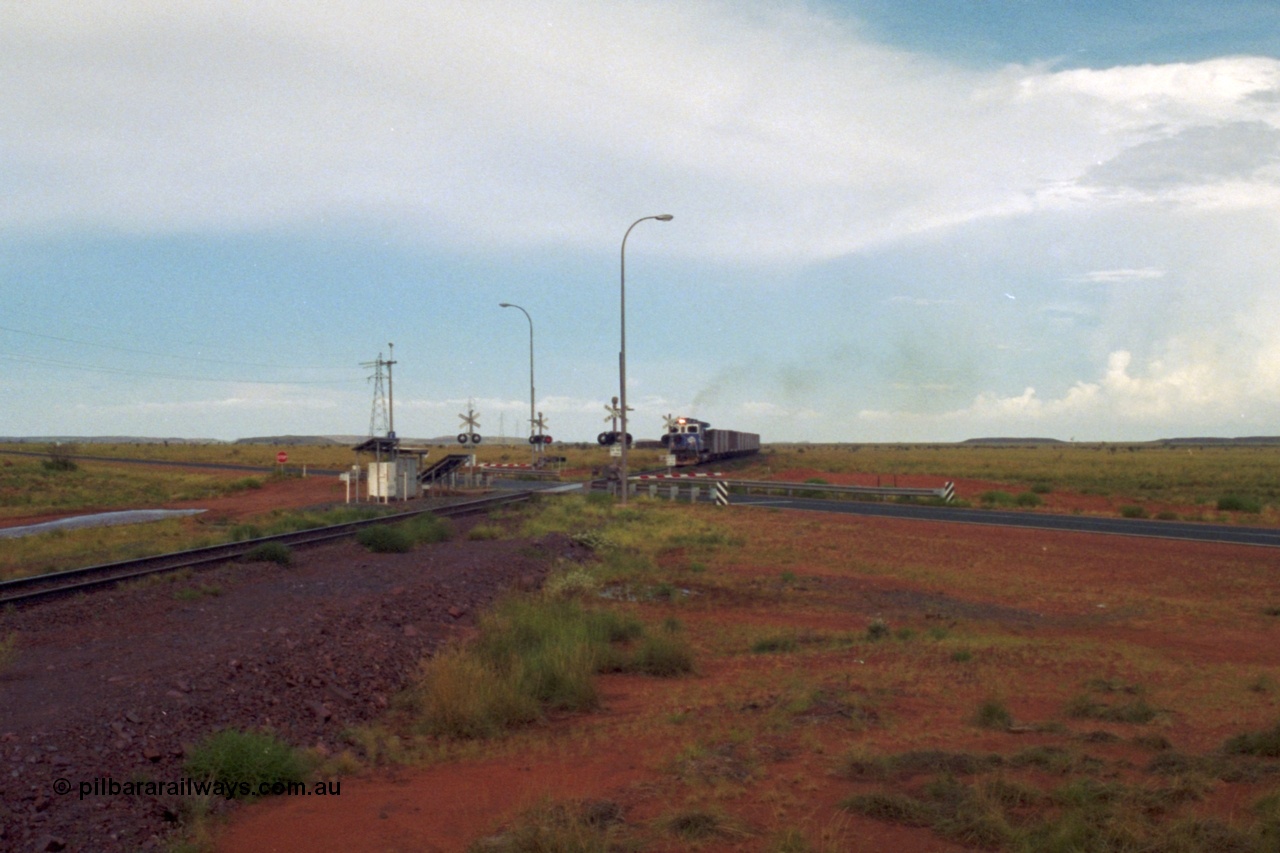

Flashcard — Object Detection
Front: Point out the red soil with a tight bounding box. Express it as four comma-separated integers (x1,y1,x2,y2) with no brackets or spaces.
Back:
215,505,1280,852
0,472,348,531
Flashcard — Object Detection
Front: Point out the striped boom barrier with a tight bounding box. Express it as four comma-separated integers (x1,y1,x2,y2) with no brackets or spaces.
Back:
632,473,723,479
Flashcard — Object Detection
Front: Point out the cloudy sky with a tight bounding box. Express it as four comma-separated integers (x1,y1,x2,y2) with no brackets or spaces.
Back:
3,1,1279,443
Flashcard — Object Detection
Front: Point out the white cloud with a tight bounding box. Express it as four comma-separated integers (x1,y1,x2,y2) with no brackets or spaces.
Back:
5,2,1280,442
4,2,1275,262
1070,268,1167,284
944,347,1263,432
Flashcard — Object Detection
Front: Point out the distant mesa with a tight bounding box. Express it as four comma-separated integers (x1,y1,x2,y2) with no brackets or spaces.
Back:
961,437,1066,446
0,436,223,445
961,436,1280,446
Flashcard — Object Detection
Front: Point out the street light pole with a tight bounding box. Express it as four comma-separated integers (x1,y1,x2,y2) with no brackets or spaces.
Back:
499,302,536,465
619,214,673,505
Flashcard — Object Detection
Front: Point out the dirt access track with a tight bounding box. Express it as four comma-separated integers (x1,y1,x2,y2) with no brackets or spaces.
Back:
0,468,353,532
4,473,1280,851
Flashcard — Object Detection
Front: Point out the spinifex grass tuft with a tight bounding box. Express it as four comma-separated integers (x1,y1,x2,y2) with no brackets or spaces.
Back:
1224,719,1280,757
472,798,624,852
184,729,307,797
410,646,540,739
973,697,1014,730
356,524,414,553
399,513,454,544
629,628,695,677
411,593,675,739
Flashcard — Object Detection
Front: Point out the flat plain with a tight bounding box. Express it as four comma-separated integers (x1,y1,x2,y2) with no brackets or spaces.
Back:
3,441,1279,851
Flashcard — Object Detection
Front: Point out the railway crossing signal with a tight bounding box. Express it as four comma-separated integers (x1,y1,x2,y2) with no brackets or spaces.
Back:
457,401,482,445
530,411,551,447
597,396,633,448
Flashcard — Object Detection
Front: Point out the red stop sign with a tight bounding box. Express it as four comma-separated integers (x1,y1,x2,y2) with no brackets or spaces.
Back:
276,452,288,464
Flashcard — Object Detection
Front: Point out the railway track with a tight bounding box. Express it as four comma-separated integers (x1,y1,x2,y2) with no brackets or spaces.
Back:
0,491,535,608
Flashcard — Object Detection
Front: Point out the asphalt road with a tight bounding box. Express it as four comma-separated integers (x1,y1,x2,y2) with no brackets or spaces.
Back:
9,448,1276,549
731,493,1280,548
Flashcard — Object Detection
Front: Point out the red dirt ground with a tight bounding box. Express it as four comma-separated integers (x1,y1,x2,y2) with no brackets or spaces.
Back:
0,471,349,531
214,502,1280,852
764,466,1219,519
6,467,1279,850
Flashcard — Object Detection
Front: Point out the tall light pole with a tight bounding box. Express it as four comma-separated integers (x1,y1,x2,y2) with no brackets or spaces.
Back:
619,213,673,504
499,302,536,464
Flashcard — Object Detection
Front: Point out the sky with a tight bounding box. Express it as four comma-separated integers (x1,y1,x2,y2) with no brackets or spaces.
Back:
3,1,1280,444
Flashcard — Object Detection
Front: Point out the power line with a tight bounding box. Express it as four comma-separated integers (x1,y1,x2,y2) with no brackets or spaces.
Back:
0,323,346,371
0,351,361,385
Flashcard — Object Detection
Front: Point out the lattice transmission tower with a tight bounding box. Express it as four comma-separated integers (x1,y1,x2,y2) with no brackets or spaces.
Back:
361,343,397,437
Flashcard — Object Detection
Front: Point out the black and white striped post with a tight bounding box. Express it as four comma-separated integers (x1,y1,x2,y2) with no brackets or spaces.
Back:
714,480,729,506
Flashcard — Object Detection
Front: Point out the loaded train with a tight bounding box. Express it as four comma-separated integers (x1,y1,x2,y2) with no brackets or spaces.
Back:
660,417,760,466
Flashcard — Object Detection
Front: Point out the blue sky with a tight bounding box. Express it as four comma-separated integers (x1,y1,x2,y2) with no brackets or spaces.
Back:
3,1,1279,443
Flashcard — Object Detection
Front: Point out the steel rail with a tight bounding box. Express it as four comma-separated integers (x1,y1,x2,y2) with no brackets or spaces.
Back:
0,491,535,608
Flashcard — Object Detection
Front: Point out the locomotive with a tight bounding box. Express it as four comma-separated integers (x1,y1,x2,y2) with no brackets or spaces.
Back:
660,417,760,466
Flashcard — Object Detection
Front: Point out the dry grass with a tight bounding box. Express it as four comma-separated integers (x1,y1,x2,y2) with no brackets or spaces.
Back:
747,443,1280,510
11,442,1280,850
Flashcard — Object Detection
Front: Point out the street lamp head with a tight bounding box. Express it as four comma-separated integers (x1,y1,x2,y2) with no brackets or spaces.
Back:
499,302,512,308
655,214,673,221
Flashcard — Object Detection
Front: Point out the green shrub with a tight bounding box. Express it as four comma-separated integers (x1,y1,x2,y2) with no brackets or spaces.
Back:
866,619,891,642
1218,494,1263,513
356,524,414,553
978,490,1016,507
752,633,798,654
42,443,78,472
230,524,263,542
243,542,293,566
1224,720,1280,757
629,629,695,677
1119,505,1149,519
973,698,1013,730
184,729,306,797
1065,694,1157,724
401,513,454,544
1015,492,1042,507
